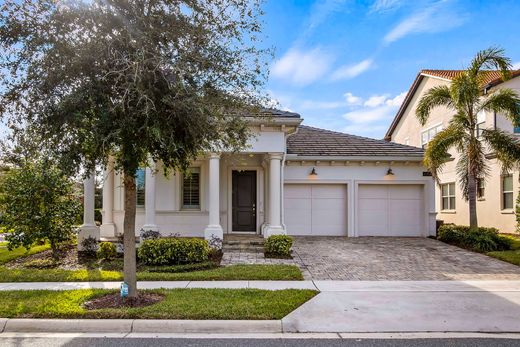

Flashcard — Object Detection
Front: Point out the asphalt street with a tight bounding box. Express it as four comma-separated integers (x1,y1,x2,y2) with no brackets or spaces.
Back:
1,338,520,347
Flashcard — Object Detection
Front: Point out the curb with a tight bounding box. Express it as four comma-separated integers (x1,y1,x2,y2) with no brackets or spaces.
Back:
0,318,282,334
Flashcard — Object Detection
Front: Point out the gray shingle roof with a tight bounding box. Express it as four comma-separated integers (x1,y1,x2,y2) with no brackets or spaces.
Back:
259,108,301,118
287,126,424,158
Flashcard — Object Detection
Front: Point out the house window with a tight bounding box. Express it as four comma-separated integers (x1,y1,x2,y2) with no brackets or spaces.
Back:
182,167,200,210
502,174,514,210
476,110,486,138
477,178,485,200
136,168,145,207
514,127,520,134
441,183,456,211
421,124,443,148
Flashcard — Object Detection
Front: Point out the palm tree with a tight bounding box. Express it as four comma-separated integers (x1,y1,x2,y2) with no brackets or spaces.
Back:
417,47,520,230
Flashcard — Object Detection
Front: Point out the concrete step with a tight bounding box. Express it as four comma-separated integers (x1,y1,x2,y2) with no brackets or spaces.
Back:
223,245,264,252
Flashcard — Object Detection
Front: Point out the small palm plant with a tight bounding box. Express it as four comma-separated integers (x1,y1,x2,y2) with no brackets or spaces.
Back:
417,47,520,230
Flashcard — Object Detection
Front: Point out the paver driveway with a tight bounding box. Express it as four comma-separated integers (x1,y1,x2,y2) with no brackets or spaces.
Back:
292,237,520,280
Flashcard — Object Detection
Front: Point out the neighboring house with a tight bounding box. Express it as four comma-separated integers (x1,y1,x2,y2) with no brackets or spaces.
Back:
385,70,520,233
80,110,436,240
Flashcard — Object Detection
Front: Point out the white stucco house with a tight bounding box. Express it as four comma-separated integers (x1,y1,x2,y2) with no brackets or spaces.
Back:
80,110,436,241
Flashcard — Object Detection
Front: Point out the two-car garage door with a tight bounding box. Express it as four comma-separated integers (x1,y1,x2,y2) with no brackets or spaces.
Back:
284,184,424,237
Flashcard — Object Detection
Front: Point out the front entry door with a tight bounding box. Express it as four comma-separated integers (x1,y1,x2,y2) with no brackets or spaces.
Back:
232,170,257,232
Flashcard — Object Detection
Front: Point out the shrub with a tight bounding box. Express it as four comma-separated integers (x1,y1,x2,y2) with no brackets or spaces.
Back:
140,229,161,241
264,235,293,257
438,224,513,253
138,237,210,265
80,236,98,257
0,161,81,259
24,258,57,269
97,242,117,261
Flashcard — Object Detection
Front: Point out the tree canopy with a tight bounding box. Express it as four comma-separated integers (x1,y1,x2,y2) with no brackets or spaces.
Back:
0,0,270,297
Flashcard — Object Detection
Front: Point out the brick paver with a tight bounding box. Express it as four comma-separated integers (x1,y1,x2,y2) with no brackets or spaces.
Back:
222,237,520,281
291,237,520,280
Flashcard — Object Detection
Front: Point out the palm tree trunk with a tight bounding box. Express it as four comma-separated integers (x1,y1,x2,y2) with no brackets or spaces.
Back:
468,170,478,231
123,172,137,298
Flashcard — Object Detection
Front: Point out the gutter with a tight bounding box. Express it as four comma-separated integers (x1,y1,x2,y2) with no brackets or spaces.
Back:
285,155,424,162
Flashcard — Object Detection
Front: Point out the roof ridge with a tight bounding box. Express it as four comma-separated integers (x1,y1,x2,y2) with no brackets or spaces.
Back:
297,125,423,151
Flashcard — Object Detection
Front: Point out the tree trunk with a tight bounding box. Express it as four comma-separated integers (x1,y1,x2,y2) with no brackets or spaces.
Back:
468,169,478,231
123,172,137,298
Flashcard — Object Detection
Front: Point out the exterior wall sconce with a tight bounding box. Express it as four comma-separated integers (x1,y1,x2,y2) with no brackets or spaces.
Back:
386,168,394,176
310,167,318,176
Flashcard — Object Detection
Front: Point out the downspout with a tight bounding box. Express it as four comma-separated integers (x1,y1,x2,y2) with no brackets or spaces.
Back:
280,126,300,231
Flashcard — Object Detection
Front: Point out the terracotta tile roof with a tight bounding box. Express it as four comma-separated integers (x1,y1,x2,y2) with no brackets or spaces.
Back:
420,69,518,86
287,125,424,158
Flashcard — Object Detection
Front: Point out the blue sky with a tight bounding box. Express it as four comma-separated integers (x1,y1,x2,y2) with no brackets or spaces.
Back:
263,0,520,139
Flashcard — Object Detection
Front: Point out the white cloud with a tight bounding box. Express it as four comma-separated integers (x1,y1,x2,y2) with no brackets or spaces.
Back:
385,91,407,106
364,94,388,107
271,48,333,86
344,92,363,106
383,1,466,44
512,61,520,70
343,105,394,124
370,0,404,13
341,91,407,138
331,58,374,80
308,0,350,30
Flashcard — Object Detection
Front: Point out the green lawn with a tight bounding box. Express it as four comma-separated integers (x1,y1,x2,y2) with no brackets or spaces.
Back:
0,243,51,265
0,264,304,282
487,235,520,266
0,288,317,319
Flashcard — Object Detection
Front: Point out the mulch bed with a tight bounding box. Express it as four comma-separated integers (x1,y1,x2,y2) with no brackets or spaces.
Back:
4,244,91,270
83,292,165,310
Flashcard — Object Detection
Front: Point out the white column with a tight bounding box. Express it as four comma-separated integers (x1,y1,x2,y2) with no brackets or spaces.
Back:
100,159,116,237
142,163,158,231
426,178,437,237
78,169,100,250
264,153,286,237
204,153,223,241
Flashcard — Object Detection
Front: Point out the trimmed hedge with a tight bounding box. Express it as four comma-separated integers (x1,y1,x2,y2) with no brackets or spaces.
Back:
97,242,117,261
264,235,293,257
138,237,210,265
437,224,513,253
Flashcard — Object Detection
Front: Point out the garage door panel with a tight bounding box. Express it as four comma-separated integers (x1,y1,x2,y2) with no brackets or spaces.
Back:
284,184,347,236
358,185,388,199
388,185,422,199
312,185,347,199
285,185,312,199
285,198,312,210
358,184,423,237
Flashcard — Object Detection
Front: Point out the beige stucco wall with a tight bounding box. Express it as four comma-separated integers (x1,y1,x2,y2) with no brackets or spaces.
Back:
390,75,520,233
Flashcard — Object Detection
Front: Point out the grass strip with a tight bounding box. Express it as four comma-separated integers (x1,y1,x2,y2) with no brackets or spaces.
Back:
0,288,317,320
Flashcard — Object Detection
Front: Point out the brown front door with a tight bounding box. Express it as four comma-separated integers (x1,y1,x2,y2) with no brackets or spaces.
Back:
232,170,257,232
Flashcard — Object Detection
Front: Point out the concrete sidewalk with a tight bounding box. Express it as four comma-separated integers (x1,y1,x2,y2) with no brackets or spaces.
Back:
0,280,520,333
1,280,520,292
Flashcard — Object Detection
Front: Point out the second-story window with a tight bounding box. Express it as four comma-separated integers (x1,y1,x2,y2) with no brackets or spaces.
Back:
421,124,443,148
476,110,486,138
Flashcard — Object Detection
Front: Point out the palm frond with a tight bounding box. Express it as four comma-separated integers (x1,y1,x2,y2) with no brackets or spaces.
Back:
416,85,453,125
478,88,520,126
482,128,520,173
423,123,465,182
468,47,511,81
